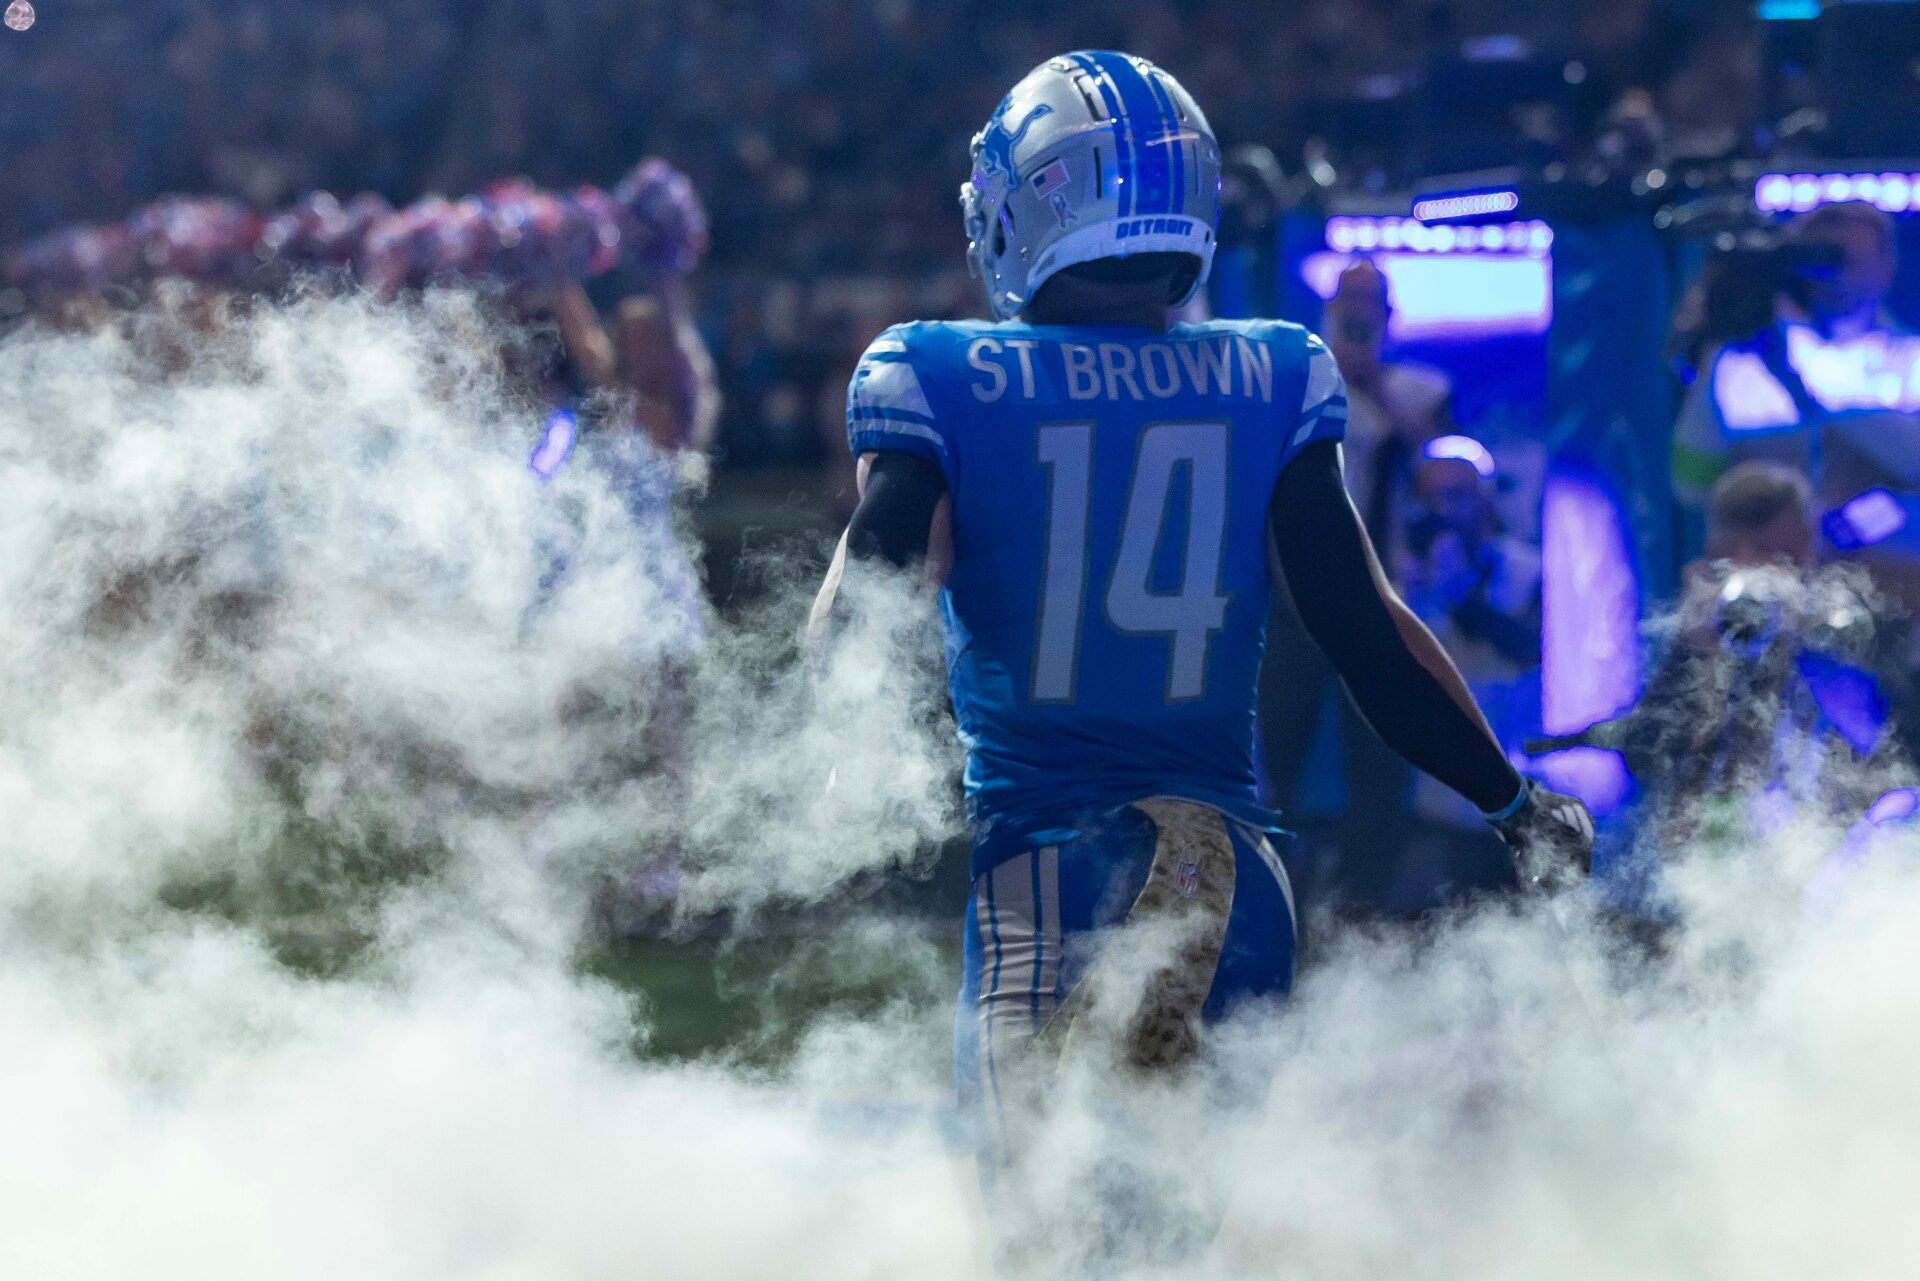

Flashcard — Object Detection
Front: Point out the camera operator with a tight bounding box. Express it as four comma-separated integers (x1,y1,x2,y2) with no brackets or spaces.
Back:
1324,259,1454,545
1258,260,1454,916
1695,459,1815,579
1389,437,1544,903
1672,203,1920,580
1545,463,1913,863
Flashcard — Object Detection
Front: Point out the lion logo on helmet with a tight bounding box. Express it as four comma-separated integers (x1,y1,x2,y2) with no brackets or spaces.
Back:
972,98,1052,195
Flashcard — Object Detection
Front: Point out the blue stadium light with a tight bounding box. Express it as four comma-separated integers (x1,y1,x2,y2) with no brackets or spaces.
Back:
528,408,577,479
1824,488,1907,552
1536,472,1639,816
1717,325,1920,432
1325,215,1550,255
1817,784,1919,892
1867,787,1919,827
1800,650,1891,757
1755,0,1821,20
1302,247,1553,339
1314,215,1554,337
1422,434,1497,479
1411,189,1521,223
1755,171,1920,215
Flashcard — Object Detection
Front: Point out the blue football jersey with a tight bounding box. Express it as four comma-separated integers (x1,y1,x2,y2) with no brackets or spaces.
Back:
846,318,1347,864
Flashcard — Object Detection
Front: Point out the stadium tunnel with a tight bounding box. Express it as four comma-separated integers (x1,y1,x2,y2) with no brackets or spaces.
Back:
1213,153,1920,827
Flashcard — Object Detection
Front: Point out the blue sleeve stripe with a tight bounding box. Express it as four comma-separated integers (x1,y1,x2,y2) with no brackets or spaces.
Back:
1290,395,1349,449
851,418,949,456
849,403,938,428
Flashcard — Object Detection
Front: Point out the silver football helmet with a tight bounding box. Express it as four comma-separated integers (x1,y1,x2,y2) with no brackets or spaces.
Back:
962,51,1222,321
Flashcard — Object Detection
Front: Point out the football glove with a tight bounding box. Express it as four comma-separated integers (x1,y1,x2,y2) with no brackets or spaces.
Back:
1488,779,1595,892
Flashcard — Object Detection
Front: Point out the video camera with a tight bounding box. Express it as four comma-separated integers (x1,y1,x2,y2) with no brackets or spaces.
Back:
1682,227,1847,358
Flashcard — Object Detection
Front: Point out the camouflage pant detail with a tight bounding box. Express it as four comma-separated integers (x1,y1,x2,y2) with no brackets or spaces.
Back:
1040,796,1238,1074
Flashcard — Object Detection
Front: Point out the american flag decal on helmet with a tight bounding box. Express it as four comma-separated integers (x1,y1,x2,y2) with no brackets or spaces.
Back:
1030,158,1071,199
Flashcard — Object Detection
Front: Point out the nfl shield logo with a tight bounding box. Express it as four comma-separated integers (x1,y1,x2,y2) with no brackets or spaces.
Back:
1174,859,1200,898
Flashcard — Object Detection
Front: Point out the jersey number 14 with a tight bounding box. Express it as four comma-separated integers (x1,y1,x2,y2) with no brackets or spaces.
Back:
1032,421,1230,704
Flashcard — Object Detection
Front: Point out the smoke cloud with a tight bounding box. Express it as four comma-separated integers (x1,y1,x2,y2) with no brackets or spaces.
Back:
2,296,1916,1280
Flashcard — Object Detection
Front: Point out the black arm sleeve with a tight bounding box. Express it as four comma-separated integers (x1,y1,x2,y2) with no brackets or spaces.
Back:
1271,440,1524,814
844,451,947,568
1452,588,1543,668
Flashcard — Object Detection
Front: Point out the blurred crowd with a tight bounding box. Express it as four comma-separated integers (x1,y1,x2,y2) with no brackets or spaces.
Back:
1,0,1817,486
4,0,1914,926
1270,202,1920,922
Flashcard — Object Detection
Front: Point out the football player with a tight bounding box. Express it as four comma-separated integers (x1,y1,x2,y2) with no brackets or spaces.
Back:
809,50,1595,1265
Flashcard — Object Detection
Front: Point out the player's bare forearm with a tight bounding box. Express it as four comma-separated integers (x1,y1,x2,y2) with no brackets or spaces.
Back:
807,529,853,642
807,450,949,644
1270,441,1522,814
550,282,618,388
